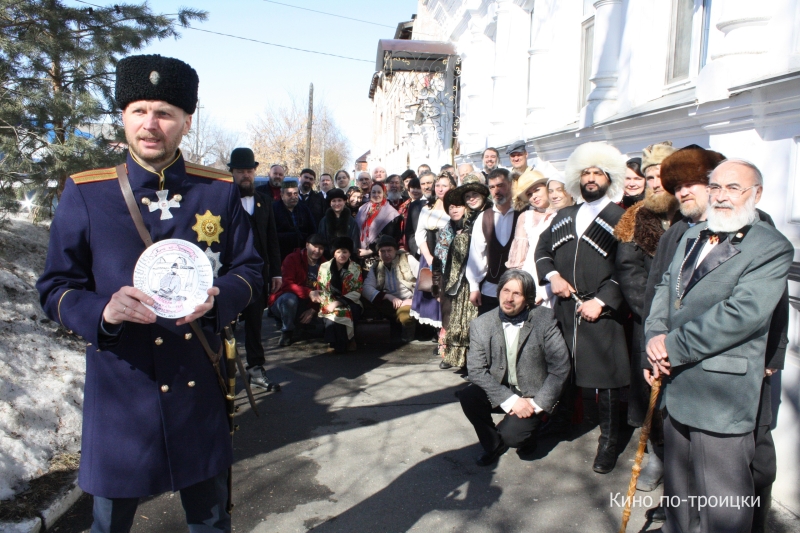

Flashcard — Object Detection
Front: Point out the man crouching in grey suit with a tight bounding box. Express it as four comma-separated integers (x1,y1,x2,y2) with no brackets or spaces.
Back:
459,270,571,466
645,159,793,533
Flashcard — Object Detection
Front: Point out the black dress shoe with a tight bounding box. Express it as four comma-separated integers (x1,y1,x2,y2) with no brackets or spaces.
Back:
516,442,538,460
439,360,452,369
646,505,666,523
476,444,509,466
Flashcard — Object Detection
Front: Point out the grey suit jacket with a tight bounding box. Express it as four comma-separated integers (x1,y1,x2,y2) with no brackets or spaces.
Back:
645,220,793,434
467,306,571,412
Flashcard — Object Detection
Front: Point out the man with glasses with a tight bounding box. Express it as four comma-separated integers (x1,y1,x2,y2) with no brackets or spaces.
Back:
645,159,792,533
642,148,789,531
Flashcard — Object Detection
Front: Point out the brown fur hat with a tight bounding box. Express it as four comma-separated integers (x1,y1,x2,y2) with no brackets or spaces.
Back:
660,145,726,194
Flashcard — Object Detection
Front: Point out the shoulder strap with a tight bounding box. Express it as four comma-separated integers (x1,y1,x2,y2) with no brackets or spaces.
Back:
115,164,154,248
115,164,259,415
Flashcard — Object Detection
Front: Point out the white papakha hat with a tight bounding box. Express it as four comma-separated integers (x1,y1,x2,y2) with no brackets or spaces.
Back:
563,142,627,200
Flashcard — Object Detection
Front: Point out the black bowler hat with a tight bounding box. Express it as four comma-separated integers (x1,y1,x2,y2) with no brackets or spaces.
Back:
227,148,259,170
115,54,199,114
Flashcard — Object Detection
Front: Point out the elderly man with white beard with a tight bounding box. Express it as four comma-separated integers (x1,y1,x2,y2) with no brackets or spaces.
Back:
644,159,793,533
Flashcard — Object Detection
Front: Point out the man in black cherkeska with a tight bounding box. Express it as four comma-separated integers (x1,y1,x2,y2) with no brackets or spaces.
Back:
535,142,630,474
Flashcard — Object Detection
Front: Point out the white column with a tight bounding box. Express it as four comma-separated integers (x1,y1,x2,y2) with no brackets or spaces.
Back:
696,2,788,103
581,0,624,126
489,0,515,141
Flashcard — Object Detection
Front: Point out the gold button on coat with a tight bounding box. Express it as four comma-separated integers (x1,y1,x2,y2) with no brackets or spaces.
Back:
155,337,163,345
188,381,196,388
184,333,193,340
161,385,169,393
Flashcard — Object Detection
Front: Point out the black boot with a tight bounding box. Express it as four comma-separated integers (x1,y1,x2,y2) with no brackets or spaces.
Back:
279,330,293,347
593,388,620,474
751,484,772,533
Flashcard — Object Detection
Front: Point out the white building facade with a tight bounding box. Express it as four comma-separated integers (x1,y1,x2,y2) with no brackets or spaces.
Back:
369,0,800,515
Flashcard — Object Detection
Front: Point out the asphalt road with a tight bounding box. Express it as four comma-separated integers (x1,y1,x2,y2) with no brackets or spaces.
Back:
48,319,799,533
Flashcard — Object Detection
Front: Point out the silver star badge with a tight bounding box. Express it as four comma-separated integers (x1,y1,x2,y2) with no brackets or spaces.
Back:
148,190,181,220
205,248,222,278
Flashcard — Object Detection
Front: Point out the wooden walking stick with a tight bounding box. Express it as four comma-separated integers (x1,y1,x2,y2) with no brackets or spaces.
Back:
619,376,662,533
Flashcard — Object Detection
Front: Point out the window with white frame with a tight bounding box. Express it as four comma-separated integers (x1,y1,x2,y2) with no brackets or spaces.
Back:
667,0,696,83
578,17,595,110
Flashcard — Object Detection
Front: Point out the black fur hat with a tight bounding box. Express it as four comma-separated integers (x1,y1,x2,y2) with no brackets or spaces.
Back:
115,54,199,114
331,237,354,254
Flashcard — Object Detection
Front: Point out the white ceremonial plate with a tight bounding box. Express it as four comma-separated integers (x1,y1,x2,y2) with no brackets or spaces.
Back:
133,239,214,319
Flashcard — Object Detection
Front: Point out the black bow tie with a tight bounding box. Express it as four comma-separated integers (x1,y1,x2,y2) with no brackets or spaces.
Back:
500,308,529,325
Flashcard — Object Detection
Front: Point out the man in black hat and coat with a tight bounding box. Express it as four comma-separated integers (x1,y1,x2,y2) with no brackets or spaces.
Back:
228,147,282,391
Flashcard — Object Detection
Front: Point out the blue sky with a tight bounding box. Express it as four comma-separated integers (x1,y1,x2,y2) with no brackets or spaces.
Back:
68,0,418,166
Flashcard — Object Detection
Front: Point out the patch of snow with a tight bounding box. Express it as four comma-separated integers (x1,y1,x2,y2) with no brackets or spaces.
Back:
0,216,85,500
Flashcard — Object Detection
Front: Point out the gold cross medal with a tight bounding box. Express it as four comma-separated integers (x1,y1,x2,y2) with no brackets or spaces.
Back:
143,190,181,220
192,210,224,246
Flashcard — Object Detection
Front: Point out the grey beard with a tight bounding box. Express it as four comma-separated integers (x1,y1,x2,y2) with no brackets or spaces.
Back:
679,201,706,220
387,191,402,202
706,196,758,233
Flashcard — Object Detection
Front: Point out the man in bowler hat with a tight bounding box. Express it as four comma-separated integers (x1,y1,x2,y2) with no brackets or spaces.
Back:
228,147,283,391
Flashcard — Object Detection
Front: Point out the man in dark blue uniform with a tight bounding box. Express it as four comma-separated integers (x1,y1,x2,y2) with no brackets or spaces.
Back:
36,54,262,532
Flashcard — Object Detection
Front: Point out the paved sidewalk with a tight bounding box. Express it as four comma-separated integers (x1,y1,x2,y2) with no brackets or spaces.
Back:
51,320,798,533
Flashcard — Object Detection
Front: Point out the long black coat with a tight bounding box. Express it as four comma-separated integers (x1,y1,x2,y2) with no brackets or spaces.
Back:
249,191,282,306
535,202,630,389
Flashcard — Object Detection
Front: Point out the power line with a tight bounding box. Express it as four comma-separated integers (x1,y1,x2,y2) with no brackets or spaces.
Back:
69,0,373,63
184,27,372,63
263,0,395,28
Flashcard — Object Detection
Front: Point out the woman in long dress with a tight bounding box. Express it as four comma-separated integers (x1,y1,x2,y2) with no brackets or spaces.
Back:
410,172,456,330
313,237,363,353
433,174,491,369
507,169,557,306
431,190,467,361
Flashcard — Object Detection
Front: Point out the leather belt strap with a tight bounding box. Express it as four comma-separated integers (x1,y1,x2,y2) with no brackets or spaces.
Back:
115,164,258,412
116,164,154,248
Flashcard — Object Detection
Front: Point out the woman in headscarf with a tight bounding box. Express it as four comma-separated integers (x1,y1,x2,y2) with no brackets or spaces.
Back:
312,237,363,353
318,188,359,256
432,174,490,369
507,169,557,306
410,171,457,331
346,186,364,218
355,182,401,271
546,178,575,211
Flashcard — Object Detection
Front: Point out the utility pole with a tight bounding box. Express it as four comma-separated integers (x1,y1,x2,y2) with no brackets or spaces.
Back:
321,134,326,176
304,83,313,169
